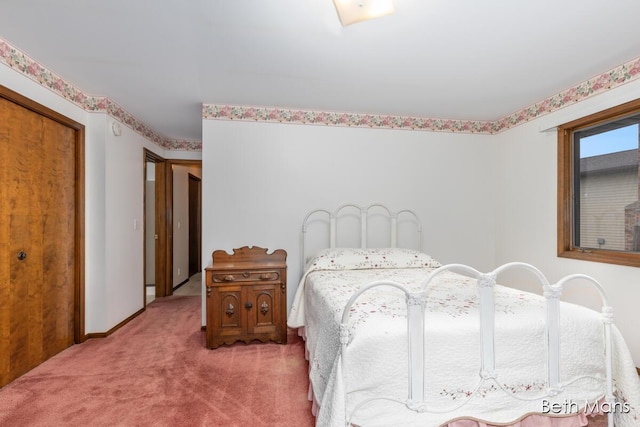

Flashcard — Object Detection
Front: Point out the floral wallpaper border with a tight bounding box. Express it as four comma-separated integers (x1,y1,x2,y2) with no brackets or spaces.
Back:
0,38,200,151
202,104,497,133
203,54,640,133
3,36,640,148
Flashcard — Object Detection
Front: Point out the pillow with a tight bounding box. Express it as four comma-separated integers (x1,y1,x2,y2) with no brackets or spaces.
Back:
306,247,441,272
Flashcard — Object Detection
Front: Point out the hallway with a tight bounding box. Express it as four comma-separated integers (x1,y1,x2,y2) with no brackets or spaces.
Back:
147,272,201,304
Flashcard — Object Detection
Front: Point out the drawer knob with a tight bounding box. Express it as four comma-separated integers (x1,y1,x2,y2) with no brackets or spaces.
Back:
225,303,235,317
245,302,253,310
223,275,235,282
260,273,271,280
260,301,269,315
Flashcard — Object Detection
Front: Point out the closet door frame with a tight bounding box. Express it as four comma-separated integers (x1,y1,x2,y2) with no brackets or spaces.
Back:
0,84,85,343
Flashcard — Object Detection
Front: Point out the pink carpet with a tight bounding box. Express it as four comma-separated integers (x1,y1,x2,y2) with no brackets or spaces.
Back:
0,295,314,426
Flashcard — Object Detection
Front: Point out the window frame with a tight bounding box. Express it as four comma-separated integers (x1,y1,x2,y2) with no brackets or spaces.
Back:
558,97,640,267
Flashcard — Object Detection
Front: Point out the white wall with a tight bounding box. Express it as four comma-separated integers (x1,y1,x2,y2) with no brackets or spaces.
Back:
172,164,202,286
493,79,640,366
84,113,108,332
104,119,166,326
201,120,498,324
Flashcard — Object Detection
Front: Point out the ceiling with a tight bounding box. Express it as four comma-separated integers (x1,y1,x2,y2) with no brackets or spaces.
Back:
1,0,640,143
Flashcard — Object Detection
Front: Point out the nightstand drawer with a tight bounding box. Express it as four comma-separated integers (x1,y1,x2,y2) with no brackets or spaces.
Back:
210,270,281,283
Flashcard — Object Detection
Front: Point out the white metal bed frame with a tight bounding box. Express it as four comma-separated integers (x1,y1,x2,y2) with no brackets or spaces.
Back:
299,204,615,426
340,263,615,426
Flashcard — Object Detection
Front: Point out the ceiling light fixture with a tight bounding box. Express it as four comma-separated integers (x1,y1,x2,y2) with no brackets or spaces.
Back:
333,0,395,26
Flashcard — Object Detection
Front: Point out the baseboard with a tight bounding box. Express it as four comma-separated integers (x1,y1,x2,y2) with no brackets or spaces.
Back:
84,307,146,339
172,277,189,291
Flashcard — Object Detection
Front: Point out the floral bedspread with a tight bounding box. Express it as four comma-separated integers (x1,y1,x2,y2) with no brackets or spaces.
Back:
287,249,640,427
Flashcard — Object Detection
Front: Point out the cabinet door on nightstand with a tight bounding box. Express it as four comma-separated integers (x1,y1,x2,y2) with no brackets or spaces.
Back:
245,284,280,335
211,286,244,337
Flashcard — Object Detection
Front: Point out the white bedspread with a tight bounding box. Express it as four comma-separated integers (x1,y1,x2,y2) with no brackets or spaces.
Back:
288,263,640,427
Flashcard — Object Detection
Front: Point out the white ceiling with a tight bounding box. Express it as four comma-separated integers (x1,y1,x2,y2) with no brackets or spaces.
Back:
1,0,640,142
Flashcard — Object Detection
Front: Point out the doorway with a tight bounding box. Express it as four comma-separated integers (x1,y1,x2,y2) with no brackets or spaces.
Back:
143,149,168,304
143,157,202,303
0,85,85,388
144,161,157,304
168,162,202,293
188,173,201,277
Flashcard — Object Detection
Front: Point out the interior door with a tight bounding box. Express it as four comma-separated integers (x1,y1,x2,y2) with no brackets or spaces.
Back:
0,93,78,387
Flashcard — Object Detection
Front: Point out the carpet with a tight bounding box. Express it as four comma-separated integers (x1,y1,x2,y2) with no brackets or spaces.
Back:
0,295,314,426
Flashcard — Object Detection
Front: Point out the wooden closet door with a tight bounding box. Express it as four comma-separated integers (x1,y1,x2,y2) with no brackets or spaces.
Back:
0,95,76,387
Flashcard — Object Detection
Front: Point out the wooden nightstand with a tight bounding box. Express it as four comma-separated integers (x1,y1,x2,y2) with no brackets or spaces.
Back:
205,246,287,349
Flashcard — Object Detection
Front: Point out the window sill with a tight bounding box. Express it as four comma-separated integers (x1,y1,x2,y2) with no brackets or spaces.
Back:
558,248,640,268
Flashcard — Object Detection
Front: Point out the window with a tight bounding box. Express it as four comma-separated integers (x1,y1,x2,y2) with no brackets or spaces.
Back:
558,98,640,267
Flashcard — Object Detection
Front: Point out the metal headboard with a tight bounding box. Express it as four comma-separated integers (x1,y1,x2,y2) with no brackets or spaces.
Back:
301,203,422,271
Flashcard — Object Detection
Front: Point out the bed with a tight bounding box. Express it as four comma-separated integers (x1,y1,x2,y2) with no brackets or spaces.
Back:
287,204,640,427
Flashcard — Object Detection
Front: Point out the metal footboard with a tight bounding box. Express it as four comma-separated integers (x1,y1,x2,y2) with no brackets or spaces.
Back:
339,262,615,426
